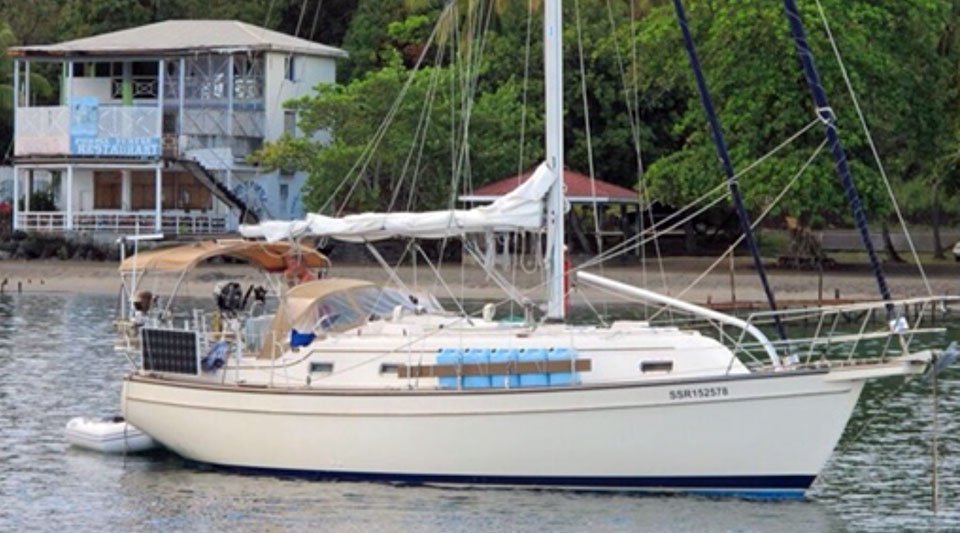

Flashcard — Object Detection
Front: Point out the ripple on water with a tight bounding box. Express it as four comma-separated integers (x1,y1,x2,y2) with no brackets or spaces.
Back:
1,293,958,532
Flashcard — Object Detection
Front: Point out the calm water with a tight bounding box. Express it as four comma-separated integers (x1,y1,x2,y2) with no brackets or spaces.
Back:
1,292,959,532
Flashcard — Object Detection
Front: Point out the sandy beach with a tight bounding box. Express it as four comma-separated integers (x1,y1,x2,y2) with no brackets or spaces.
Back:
1,256,956,307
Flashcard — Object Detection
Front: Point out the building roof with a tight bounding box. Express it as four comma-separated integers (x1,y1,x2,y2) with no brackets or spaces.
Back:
8,20,348,59
460,168,639,204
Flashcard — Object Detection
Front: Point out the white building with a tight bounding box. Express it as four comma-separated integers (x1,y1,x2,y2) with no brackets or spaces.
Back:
8,20,346,236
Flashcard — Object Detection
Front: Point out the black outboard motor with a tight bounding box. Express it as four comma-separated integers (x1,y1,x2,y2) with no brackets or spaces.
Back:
242,285,268,310
215,282,244,315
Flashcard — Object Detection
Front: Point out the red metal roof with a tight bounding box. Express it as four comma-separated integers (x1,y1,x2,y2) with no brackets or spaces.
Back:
463,168,638,203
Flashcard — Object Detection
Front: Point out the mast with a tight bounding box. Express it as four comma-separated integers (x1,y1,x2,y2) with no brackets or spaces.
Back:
544,0,566,319
672,0,788,342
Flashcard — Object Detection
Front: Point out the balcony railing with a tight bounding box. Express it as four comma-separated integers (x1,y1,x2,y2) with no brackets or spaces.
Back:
111,77,158,100
15,104,161,157
14,107,70,156
16,102,264,159
16,211,228,235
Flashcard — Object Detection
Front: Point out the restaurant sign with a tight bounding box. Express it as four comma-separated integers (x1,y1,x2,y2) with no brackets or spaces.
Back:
69,96,161,157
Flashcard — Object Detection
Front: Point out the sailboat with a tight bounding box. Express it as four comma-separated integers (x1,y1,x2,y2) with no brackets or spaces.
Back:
116,0,955,497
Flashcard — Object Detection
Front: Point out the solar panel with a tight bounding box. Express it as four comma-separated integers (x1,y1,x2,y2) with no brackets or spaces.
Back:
141,328,200,375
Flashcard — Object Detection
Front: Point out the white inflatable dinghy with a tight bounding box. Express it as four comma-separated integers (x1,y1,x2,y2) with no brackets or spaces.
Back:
65,416,158,454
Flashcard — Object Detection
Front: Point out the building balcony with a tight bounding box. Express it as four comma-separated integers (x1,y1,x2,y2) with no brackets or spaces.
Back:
16,210,228,235
14,102,266,161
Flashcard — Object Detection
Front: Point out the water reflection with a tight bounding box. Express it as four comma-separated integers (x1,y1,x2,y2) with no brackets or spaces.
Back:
0,292,957,532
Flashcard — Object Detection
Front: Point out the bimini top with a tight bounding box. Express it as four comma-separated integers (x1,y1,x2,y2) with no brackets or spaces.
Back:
119,240,330,274
8,20,348,59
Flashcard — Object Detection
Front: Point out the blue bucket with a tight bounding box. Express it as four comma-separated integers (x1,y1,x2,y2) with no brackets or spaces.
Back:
436,348,462,389
518,348,548,387
490,348,520,388
462,348,492,388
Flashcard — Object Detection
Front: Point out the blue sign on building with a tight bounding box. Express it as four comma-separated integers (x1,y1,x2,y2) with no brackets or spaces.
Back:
70,96,99,137
68,95,161,156
71,137,161,157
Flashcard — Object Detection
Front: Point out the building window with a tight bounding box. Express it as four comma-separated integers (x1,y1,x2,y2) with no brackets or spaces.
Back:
284,110,297,136
93,171,122,209
132,61,159,77
280,183,289,204
93,62,121,78
284,56,296,81
131,172,156,210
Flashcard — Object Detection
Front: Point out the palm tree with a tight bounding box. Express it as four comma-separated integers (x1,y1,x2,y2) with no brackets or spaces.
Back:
0,21,53,160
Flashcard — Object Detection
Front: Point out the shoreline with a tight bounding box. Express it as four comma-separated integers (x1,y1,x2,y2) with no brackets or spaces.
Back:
1,257,955,307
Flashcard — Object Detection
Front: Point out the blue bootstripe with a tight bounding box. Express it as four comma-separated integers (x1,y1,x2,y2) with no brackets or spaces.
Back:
188,461,813,497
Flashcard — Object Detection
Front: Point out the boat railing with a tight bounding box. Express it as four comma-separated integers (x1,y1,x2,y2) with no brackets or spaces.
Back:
575,271,953,371
729,295,957,368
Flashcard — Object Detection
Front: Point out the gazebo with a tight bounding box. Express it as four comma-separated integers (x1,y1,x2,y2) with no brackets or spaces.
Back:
459,168,641,253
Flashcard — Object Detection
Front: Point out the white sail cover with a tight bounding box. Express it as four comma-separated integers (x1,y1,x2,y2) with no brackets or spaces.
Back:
240,162,556,242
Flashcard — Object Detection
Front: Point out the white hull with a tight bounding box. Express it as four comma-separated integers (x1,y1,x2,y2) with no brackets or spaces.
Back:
123,368,876,496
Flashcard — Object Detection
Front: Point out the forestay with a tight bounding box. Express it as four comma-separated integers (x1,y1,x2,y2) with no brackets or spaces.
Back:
240,162,556,242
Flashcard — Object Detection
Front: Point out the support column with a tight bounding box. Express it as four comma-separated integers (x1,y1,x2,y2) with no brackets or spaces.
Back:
121,170,132,211
156,59,164,149
122,62,133,106
24,61,29,106
634,204,641,257
12,165,19,230
25,170,32,213
178,57,185,142
65,165,74,230
65,61,72,110
226,54,234,152
154,166,162,232
12,60,18,154
226,54,234,188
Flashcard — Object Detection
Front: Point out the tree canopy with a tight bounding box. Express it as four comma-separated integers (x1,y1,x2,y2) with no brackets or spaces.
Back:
3,0,960,235
256,0,960,229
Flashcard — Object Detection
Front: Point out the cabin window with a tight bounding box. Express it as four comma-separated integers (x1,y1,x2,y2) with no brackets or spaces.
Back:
640,361,673,373
379,363,399,375
351,287,422,317
309,362,334,374
295,292,364,333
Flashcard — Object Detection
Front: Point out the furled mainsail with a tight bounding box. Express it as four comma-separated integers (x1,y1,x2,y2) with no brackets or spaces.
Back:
240,162,556,242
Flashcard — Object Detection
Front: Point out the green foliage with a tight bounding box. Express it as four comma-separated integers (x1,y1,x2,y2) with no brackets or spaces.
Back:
17,189,56,212
257,56,541,213
340,0,407,80
637,0,954,227
3,0,960,233
0,21,55,157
